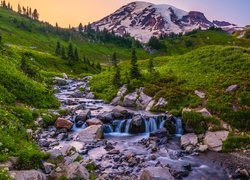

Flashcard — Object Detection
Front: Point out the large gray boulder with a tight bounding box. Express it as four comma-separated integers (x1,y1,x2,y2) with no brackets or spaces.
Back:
153,98,167,110
136,92,153,109
204,131,229,151
66,162,89,180
9,170,46,180
78,125,103,142
74,109,91,122
181,133,198,148
111,85,127,105
140,167,174,180
123,91,139,107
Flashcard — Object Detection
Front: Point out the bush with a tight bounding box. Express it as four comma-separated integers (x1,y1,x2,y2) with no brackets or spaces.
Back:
41,113,58,127
182,111,207,134
0,168,11,180
222,134,250,152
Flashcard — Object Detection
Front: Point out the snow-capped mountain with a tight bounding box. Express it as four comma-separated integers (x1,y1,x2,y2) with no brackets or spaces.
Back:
91,1,242,42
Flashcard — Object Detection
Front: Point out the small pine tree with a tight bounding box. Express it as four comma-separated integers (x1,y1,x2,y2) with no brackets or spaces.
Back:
55,41,61,55
74,47,79,61
111,52,118,67
68,43,74,66
113,66,121,87
18,4,22,14
96,62,101,71
78,23,83,32
61,46,66,59
147,58,155,74
130,48,140,79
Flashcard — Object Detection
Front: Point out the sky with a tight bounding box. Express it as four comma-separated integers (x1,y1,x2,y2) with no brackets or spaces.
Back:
7,0,250,27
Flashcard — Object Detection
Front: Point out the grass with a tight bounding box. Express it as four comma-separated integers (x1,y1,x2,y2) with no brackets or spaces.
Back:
91,45,250,131
0,7,149,62
222,133,250,152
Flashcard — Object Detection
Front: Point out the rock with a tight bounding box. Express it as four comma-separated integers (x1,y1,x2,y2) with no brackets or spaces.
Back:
66,162,89,180
145,100,155,111
181,133,198,148
61,145,76,156
111,85,127,105
86,92,95,99
132,115,143,127
48,149,63,159
74,109,91,122
76,121,84,128
153,98,167,110
140,167,174,180
197,108,212,117
112,106,131,118
150,128,169,138
78,125,103,142
194,90,205,99
54,77,67,86
43,162,55,174
0,157,18,170
97,112,113,123
62,73,68,79
86,118,103,126
198,144,208,152
204,131,229,151
136,92,153,109
104,143,115,151
183,163,192,171
226,84,238,92
55,118,73,130
107,149,120,155
123,91,138,107
9,170,46,180
150,155,157,161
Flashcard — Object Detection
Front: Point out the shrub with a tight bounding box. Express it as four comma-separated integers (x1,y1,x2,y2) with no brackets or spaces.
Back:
182,111,207,134
222,134,250,152
41,113,58,127
0,168,11,180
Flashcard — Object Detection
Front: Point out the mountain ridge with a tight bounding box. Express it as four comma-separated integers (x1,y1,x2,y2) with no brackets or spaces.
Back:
91,1,242,42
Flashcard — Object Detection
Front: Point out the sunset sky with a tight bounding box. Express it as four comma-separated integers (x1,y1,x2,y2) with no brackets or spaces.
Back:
8,0,250,27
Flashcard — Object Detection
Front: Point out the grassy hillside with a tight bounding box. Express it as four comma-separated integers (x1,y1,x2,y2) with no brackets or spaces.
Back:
0,7,149,62
91,45,250,131
158,29,250,56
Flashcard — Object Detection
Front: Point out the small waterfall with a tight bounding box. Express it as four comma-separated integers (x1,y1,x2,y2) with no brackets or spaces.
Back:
103,124,113,133
159,118,165,129
115,120,126,132
149,118,157,132
144,118,149,133
175,118,183,136
124,119,132,133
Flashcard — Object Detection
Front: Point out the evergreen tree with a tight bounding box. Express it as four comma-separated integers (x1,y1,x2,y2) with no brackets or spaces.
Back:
78,23,83,32
96,62,101,71
7,2,10,9
67,42,74,66
2,0,6,8
61,46,66,59
18,4,22,14
130,48,140,79
74,47,79,61
147,58,155,74
113,66,121,87
111,52,118,67
55,41,61,55
32,9,39,20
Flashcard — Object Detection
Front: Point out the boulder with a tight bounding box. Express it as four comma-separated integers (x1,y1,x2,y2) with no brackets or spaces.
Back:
145,100,155,111
43,162,55,174
61,145,76,156
111,85,127,105
181,133,198,148
136,92,153,109
86,118,103,126
140,167,174,180
55,118,73,130
62,73,68,79
204,131,229,151
132,115,143,127
75,121,84,128
48,149,63,159
150,128,169,138
54,77,67,86
97,112,113,123
153,98,167,110
198,144,208,152
9,170,46,180
66,162,89,180
86,92,95,99
112,106,131,118
194,90,205,99
123,91,138,107
197,108,212,117
226,84,238,92
74,109,91,122
78,125,103,142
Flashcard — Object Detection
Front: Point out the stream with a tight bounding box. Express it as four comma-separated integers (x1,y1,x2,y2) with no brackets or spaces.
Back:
48,77,233,179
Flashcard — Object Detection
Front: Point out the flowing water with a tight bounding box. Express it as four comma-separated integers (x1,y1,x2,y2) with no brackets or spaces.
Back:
53,78,234,179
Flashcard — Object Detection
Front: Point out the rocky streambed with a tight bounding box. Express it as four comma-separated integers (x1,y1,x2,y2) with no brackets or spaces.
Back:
20,76,249,180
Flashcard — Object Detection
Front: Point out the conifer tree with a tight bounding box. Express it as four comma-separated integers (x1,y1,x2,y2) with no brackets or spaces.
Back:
113,66,121,87
78,23,83,32
68,43,74,66
61,46,66,59
147,58,155,74
130,48,140,79
111,52,118,67
55,41,61,55
18,4,22,14
74,47,79,61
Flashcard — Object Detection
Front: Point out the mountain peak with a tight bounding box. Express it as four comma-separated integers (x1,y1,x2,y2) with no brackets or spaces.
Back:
92,1,241,42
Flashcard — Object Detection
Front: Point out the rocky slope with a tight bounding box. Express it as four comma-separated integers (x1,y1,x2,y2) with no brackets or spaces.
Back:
91,1,242,42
